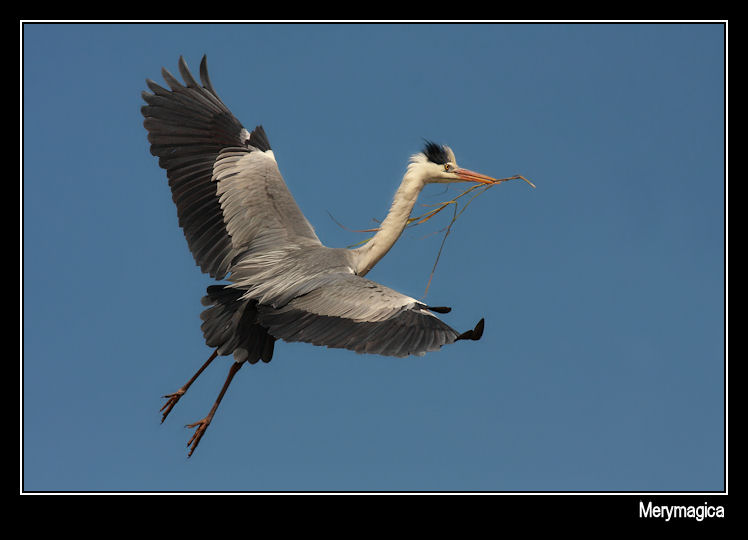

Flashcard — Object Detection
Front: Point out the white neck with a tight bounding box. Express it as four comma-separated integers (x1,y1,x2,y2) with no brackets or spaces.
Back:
352,163,427,276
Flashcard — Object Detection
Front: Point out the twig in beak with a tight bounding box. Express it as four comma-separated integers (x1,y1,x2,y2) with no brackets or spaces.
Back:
419,175,534,298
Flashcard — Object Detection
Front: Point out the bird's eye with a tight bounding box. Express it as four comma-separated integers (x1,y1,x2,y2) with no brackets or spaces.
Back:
444,164,451,172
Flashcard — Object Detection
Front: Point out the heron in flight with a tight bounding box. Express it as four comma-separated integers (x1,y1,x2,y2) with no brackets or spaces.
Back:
142,56,516,456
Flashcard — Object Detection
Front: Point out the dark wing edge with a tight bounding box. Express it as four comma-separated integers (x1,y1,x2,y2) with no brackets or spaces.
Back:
252,273,482,357
141,55,268,279
258,302,460,358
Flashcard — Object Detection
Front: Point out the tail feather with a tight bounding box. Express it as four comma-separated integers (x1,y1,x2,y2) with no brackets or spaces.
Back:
200,285,276,364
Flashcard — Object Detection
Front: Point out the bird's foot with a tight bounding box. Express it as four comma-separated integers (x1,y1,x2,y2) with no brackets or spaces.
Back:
185,417,212,457
160,389,186,423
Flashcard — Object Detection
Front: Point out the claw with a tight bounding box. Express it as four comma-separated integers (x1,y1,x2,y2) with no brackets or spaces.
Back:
185,418,211,457
158,350,219,425
160,389,186,423
179,361,243,457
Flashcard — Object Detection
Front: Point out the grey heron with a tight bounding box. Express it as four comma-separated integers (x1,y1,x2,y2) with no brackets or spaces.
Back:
142,56,520,456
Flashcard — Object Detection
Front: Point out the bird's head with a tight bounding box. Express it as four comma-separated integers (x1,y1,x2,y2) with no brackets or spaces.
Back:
412,140,502,185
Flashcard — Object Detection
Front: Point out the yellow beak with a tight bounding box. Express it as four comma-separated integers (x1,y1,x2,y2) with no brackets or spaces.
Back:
454,168,502,185
455,168,536,188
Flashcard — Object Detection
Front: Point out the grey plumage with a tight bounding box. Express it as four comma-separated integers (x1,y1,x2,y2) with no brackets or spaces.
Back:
144,56,491,456
142,56,476,361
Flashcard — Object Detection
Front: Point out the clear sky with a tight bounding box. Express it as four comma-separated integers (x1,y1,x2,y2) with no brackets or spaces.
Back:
22,22,725,492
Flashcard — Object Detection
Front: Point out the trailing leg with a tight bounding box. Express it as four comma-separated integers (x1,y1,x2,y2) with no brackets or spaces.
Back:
160,349,219,423
185,361,244,457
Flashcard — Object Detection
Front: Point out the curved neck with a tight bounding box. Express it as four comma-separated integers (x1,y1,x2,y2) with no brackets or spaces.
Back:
352,166,426,276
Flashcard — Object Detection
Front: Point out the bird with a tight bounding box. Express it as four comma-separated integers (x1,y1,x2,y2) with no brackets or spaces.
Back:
142,55,515,457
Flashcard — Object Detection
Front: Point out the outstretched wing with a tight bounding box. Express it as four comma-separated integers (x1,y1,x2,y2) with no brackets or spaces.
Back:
143,56,485,359
141,55,320,279
254,270,484,357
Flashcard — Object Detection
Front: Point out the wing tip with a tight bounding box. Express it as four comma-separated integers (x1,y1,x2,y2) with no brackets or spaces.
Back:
456,318,485,342
198,54,218,96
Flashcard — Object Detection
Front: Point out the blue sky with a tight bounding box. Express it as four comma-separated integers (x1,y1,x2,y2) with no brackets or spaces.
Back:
22,23,725,492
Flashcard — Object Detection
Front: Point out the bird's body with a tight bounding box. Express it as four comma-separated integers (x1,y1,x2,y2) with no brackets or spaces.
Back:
142,56,516,456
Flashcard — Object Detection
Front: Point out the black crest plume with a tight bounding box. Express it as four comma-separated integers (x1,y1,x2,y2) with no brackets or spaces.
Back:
422,140,450,165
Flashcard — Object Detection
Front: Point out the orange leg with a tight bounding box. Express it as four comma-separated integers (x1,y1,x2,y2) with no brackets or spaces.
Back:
185,361,244,457
160,350,219,424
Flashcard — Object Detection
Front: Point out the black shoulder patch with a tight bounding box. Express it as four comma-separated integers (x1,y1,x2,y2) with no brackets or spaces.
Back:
422,140,450,165
246,125,272,152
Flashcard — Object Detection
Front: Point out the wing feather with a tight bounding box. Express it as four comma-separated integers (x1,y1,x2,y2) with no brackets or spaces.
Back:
211,147,321,249
141,55,319,279
255,272,461,357
144,56,479,360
